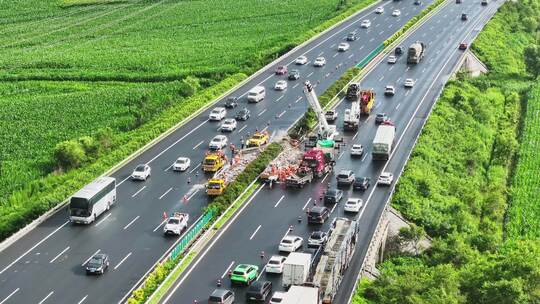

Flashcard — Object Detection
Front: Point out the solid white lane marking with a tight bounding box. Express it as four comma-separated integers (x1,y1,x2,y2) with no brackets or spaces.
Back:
321,173,329,183
274,195,285,208
277,110,286,118
159,187,173,200
114,252,132,270
82,250,100,266
277,95,284,102
0,220,69,275
307,71,314,77
395,103,401,110
294,96,302,103
352,132,359,140
192,140,204,150
153,220,167,232
258,109,267,117
188,189,200,200
77,295,88,304
221,261,235,279
189,163,201,173
38,291,54,304
238,125,247,133
0,288,19,304
302,198,312,210
95,213,112,227
292,83,299,89
249,225,262,240
256,268,265,281
49,246,70,263
131,186,146,198
361,153,368,162
330,203,337,214
123,216,140,230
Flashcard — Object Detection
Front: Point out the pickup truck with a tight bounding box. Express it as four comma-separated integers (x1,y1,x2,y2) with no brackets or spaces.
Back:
163,212,189,235
325,110,338,121
286,169,314,188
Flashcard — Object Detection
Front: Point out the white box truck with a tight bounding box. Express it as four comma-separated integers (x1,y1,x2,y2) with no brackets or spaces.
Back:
282,252,311,288
372,122,396,160
282,285,320,304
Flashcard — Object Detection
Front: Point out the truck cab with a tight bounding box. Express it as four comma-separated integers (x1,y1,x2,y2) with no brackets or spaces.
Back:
203,151,226,172
206,178,226,196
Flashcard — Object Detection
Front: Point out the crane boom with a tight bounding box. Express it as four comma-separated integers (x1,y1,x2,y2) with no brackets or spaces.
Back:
303,81,338,140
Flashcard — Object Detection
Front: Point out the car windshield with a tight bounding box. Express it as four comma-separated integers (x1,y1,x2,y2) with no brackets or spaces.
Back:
204,159,216,165
88,257,102,267
208,182,221,189
269,260,280,265
271,298,283,303
282,239,292,244
135,165,145,172
209,296,223,301
176,159,186,164
253,134,264,139
326,189,337,196
168,219,179,225
311,232,322,239
338,174,349,178
232,270,245,275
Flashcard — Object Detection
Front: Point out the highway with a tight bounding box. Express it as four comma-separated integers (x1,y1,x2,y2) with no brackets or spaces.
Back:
0,1,430,303
160,0,502,303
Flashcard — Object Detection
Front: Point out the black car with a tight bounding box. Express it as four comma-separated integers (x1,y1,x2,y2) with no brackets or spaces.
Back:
246,281,272,302
461,13,468,20
224,97,238,109
395,46,404,56
346,32,357,41
85,253,109,275
353,177,371,191
375,113,388,124
235,108,251,121
456,0,462,3
324,188,343,204
288,69,300,80
308,206,330,224
414,0,422,4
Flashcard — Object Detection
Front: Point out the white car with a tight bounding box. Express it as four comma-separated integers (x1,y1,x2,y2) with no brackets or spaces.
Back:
295,56,308,65
378,172,394,185
265,255,287,274
270,291,286,304
313,57,326,67
360,19,371,28
384,85,396,96
209,107,226,121
274,80,288,91
220,118,237,132
209,135,228,150
308,231,328,247
131,164,151,181
172,157,190,171
279,235,303,252
404,78,415,88
387,55,397,64
337,42,350,52
392,9,401,16
375,6,384,14
350,144,364,156
344,197,363,213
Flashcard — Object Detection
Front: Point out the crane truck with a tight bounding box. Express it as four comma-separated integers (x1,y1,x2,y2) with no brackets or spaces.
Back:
303,81,340,142
372,121,396,160
343,98,360,131
407,41,426,64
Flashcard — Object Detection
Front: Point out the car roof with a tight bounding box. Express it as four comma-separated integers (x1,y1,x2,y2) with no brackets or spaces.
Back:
326,188,338,194
311,206,327,212
269,255,285,261
248,281,268,290
338,169,352,174
235,264,253,270
283,235,299,240
311,231,325,237
211,289,231,297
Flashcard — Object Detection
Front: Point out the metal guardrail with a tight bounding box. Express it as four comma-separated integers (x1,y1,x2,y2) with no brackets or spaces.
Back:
170,210,214,260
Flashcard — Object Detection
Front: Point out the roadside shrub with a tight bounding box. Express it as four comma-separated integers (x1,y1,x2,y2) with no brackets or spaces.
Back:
53,140,86,170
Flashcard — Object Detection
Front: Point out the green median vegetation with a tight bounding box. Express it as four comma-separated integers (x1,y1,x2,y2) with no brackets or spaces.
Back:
353,0,540,303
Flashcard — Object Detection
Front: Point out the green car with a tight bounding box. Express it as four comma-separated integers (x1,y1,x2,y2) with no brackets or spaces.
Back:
230,264,258,285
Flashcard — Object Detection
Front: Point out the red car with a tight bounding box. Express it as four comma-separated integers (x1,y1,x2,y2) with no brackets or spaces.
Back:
275,65,288,75
459,43,468,50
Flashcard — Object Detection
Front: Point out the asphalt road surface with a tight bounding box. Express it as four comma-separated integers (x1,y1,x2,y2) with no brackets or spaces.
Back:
0,0,434,303
159,1,503,303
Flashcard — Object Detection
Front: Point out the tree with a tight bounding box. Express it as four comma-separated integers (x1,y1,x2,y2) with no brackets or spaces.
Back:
524,44,540,78
53,140,86,170
398,224,426,255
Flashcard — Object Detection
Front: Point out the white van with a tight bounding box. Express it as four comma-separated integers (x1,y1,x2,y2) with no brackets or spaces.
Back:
247,86,265,103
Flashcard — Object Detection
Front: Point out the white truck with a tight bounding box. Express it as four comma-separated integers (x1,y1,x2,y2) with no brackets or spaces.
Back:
163,212,189,235
281,285,320,304
343,100,360,131
372,122,396,160
282,252,312,288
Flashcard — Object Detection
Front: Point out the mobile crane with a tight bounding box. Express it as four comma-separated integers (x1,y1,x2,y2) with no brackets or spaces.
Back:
303,81,340,142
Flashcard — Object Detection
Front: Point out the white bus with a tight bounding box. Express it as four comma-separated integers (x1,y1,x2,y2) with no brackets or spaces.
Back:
69,177,117,224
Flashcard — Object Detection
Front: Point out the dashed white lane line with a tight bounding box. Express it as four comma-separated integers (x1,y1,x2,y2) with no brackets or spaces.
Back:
192,140,204,150
189,163,201,173
378,30,384,35
422,32,427,37
294,96,303,103
359,45,364,50
0,288,19,304
95,213,112,227
77,295,88,304
277,110,286,118
159,187,173,200
405,66,410,71
82,250,100,266
321,173,329,183
256,267,265,281
422,67,427,73
302,198,312,210
307,71,314,77
238,125,247,133
188,189,200,200
262,126,268,132
274,195,285,208
348,53,354,59
221,261,235,279
352,131,359,140
114,252,132,270
123,216,140,230
388,24,392,29
361,153,368,162
330,203,338,214
153,220,167,232
389,65,394,71
397,77,402,83
338,151,345,160
292,83,299,89
281,226,292,240
395,103,401,110
332,53,339,58
49,246,70,263
164,164,173,171
405,90,411,96
258,109,267,116
38,291,54,304
318,51,324,56
0,220,69,275
276,95,284,102
131,186,146,198
369,37,374,42
249,225,262,240
378,75,384,82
